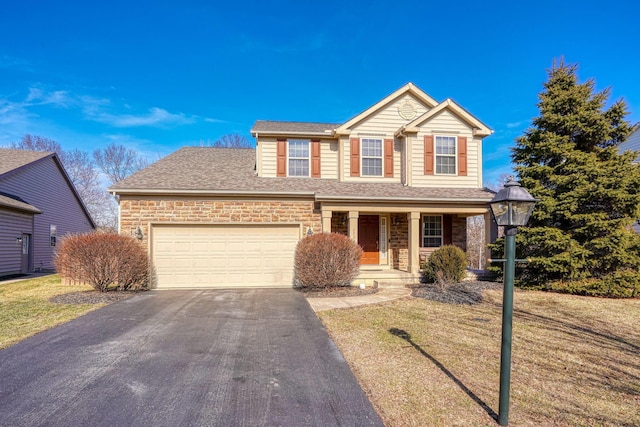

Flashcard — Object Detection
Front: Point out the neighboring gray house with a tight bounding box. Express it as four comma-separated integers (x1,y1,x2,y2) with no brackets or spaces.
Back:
618,123,640,162
0,149,95,277
619,124,640,232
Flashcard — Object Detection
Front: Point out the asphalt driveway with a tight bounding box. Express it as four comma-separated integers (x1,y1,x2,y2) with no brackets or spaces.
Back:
0,289,383,426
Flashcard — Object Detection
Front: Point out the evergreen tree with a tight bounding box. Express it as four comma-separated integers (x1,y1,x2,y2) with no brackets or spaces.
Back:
508,60,640,297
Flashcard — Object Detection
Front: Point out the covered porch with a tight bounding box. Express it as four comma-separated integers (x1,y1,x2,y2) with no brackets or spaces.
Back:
319,201,494,283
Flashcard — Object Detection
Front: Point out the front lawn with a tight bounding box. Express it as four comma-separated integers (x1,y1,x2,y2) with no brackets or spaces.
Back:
319,288,640,426
0,275,108,349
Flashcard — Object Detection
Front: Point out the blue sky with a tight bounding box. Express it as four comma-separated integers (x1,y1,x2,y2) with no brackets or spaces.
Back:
1,0,638,184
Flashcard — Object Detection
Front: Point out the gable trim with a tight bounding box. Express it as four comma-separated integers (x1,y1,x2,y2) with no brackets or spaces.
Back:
401,99,492,137
336,83,438,135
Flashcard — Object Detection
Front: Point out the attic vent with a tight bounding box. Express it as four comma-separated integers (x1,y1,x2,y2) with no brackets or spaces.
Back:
398,100,417,119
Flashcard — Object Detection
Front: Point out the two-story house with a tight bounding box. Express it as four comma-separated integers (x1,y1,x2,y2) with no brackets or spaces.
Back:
109,83,495,289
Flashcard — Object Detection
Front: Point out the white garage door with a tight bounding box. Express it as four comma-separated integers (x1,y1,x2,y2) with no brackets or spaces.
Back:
152,224,300,288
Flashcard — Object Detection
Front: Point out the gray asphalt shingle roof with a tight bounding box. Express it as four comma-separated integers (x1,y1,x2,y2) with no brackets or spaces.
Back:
0,149,52,176
251,121,340,136
0,193,41,214
110,147,494,202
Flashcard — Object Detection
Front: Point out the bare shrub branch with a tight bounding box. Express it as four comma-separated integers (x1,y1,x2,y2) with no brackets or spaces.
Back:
294,233,363,290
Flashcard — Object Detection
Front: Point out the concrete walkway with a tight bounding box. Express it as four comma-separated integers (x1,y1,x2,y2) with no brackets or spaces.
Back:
307,285,412,311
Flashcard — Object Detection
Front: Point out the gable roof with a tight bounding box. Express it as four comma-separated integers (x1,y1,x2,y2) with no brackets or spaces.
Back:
0,149,52,177
335,82,439,135
251,121,340,137
109,147,494,203
0,148,96,227
399,98,493,137
249,83,491,139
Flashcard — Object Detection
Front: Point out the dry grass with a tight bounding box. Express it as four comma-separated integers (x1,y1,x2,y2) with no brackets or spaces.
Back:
0,274,106,349
319,289,640,426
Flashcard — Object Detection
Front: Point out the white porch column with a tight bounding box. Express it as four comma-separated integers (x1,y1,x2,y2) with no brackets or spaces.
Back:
321,209,332,233
348,211,359,242
408,211,421,274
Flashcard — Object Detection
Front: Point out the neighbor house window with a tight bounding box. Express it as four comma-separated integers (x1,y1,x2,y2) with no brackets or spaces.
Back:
422,215,442,247
288,139,309,177
435,136,456,174
361,138,382,176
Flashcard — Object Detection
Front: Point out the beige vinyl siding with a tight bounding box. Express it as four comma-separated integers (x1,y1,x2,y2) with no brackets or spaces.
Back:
260,137,339,179
259,137,278,177
321,141,339,179
0,158,93,270
0,210,33,276
348,93,430,135
411,110,480,188
343,94,428,183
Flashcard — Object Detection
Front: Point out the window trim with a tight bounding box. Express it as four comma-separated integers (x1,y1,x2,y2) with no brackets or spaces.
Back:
421,215,443,248
360,137,383,177
435,135,457,175
287,139,310,177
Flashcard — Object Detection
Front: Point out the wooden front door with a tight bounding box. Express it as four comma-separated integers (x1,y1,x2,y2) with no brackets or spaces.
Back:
358,215,379,265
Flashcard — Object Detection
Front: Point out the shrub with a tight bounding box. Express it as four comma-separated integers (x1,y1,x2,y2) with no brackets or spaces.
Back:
550,270,640,298
294,232,363,290
55,232,149,292
421,245,468,289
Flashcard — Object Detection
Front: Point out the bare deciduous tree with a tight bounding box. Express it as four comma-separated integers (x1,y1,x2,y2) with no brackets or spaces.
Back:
93,143,149,184
466,215,486,270
11,134,63,156
8,135,125,230
200,133,253,148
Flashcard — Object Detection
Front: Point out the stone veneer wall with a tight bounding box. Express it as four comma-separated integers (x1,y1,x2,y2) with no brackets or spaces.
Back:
330,212,349,236
389,214,408,271
119,197,322,250
452,216,467,251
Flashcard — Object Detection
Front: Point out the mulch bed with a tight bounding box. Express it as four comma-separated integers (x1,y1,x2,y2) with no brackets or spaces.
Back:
50,290,140,305
409,281,503,305
299,286,380,298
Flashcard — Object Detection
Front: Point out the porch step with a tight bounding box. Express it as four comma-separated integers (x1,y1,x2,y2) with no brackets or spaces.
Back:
353,270,421,288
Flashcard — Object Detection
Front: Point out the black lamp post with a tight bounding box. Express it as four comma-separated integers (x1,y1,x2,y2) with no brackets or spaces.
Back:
489,177,536,426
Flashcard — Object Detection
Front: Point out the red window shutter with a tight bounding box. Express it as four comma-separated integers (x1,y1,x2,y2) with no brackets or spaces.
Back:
276,139,286,177
350,138,360,176
384,138,394,178
311,140,321,178
424,135,434,175
443,214,453,245
458,136,467,176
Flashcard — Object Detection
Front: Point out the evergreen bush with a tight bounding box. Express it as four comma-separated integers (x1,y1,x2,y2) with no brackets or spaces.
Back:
421,245,468,289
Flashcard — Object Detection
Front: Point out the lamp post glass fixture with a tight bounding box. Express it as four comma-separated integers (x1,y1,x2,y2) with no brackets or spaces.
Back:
489,177,536,426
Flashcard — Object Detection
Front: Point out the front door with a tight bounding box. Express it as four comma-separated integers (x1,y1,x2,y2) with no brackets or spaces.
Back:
358,215,379,265
20,234,31,274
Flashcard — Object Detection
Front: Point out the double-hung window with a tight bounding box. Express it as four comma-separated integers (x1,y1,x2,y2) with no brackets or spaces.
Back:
288,139,309,177
361,138,383,176
435,136,456,175
422,215,442,247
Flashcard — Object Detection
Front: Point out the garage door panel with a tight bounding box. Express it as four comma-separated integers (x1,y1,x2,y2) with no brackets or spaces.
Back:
152,224,300,288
